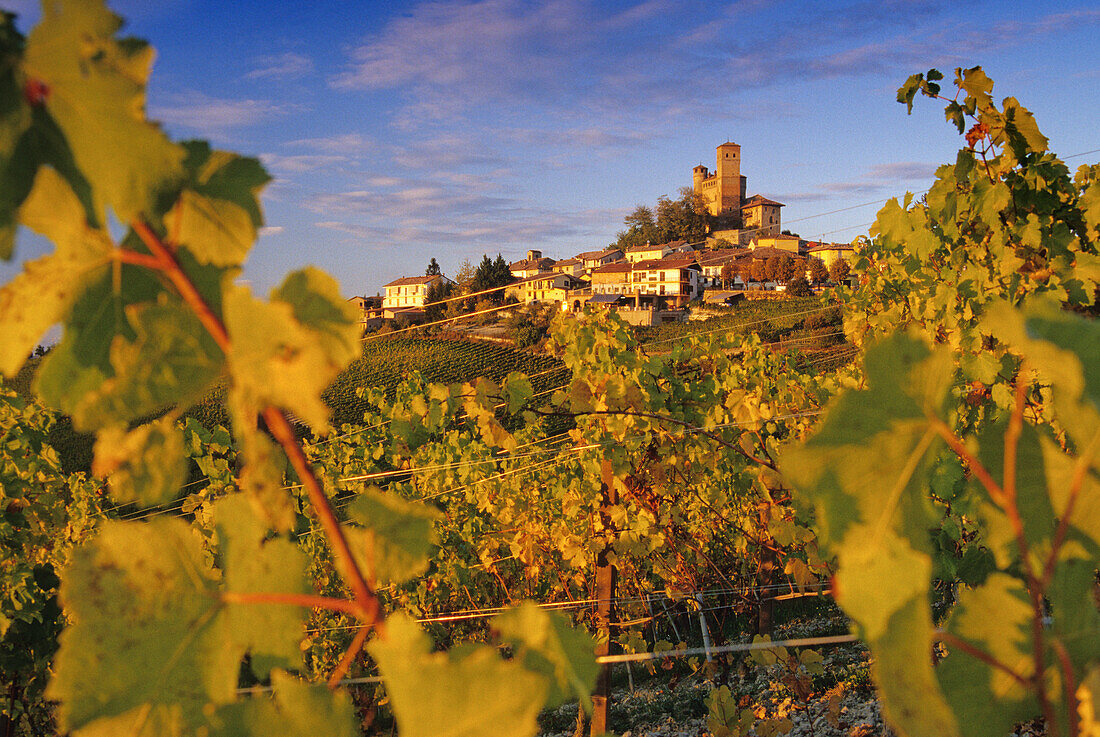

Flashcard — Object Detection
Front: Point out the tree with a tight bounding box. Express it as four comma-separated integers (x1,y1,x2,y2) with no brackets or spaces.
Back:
424,279,456,322
750,259,767,283
656,188,710,243
776,255,799,283
786,274,811,297
764,256,780,282
808,257,828,285
454,259,476,290
425,257,441,276
720,263,736,288
613,204,660,250
828,258,850,284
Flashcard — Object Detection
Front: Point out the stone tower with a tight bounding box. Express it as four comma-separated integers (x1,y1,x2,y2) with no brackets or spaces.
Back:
693,142,747,218
714,141,741,215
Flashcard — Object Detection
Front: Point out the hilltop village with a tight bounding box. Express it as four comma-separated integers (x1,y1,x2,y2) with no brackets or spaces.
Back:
354,144,856,330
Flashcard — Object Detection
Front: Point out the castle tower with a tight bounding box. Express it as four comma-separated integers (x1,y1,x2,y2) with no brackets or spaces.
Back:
715,142,741,216
692,164,708,194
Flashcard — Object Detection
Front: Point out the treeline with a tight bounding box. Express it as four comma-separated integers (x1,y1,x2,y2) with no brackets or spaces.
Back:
611,187,711,249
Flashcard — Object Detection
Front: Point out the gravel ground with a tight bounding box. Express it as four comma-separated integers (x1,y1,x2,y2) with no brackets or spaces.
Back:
539,616,890,737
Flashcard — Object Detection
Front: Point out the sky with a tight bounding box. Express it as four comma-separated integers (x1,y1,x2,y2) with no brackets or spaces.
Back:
4,0,1100,297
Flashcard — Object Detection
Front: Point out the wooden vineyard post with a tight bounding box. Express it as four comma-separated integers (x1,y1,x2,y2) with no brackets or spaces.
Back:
591,458,618,736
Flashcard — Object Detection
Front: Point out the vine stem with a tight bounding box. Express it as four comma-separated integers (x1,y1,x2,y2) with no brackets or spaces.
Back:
328,624,372,688
130,220,384,680
934,632,1030,689
1042,426,1100,587
1052,639,1081,737
221,592,366,617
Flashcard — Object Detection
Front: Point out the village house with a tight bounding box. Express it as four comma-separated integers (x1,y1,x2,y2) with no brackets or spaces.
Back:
347,295,384,329
589,261,633,296
805,242,856,267
741,195,784,239
509,249,555,278
697,249,750,288
505,272,584,305
628,255,702,306
382,274,451,319
625,240,676,263
552,257,583,278
750,233,802,254
577,247,624,273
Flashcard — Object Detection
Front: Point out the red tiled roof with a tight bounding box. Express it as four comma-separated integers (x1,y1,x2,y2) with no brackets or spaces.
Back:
806,242,854,252
577,248,622,260
591,261,633,274
632,255,700,271
625,239,685,253
384,275,438,288
741,195,785,208
509,257,555,270
748,247,806,260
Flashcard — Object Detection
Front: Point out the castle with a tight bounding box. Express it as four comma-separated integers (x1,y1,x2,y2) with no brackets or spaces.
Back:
693,142,783,245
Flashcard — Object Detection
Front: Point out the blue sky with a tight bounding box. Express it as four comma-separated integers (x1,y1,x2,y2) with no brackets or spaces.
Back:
6,0,1100,297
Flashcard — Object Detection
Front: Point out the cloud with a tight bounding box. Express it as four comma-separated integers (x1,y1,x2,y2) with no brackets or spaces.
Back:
259,226,284,236
776,160,938,205
150,91,290,132
260,153,350,174
284,133,374,154
246,52,315,80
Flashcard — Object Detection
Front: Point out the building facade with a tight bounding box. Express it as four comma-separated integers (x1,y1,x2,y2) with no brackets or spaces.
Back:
382,274,449,317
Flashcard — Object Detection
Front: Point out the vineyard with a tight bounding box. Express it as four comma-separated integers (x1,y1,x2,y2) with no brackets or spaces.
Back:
0,4,1098,737
324,337,567,427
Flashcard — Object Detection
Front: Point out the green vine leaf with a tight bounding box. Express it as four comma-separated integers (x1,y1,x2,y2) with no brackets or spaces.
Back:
214,496,308,677
92,417,185,507
492,603,599,709
936,573,1036,737
368,613,548,737
24,0,184,224
346,487,439,586
170,142,270,267
208,671,357,737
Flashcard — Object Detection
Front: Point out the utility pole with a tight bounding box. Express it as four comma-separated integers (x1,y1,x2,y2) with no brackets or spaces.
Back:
591,458,617,736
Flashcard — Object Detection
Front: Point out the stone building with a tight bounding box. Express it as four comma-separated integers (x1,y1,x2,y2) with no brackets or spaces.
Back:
693,143,785,244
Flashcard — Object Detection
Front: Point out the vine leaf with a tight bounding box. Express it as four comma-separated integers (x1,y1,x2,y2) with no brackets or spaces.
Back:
346,488,439,586
24,0,184,224
47,520,242,733
208,671,357,737
49,516,310,734
0,166,111,376
170,142,270,267
492,603,599,709
225,269,359,433
92,417,185,506
936,573,1036,737
368,613,548,737
39,295,223,430
214,496,307,677
779,333,959,737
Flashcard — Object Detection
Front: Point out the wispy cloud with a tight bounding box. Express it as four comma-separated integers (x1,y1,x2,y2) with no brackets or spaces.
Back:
776,160,938,205
246,51,315,80
151,91,291,132
284,133,374,154
260,153,350,174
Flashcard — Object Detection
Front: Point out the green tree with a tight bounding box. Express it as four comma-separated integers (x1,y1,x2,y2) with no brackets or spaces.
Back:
656,187,710,243
808,257,828,285
786,274,811,297
425,257,441,276
828,258,850,284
